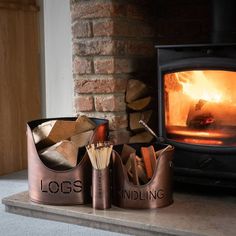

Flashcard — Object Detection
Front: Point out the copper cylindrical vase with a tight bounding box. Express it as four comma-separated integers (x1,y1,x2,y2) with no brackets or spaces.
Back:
92,167,111,209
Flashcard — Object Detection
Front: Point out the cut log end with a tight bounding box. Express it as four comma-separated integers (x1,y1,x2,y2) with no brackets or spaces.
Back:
126,79,148,103
129,110,153,131
33,116,96,150
129,131,154,143
127,96,152,111
39,140,78,170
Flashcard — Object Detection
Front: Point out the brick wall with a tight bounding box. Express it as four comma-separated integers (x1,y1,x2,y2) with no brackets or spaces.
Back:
70,0,211,142
70,0,156,142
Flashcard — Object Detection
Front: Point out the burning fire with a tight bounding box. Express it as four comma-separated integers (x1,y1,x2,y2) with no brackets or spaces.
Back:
175,70,222,102
164,70,236,146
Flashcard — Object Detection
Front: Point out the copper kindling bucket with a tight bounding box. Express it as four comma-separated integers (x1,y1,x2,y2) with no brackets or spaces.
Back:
27,117,108,205
112,143,174,209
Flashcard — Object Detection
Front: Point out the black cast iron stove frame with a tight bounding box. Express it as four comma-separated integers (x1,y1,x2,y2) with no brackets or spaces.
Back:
156,43,236,189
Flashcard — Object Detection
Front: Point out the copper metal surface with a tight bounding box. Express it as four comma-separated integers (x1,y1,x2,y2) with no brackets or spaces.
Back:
27,117,108,205
92,167,111,209
112,145,174,209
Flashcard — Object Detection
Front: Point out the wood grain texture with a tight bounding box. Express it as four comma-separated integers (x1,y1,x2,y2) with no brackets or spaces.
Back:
0,0,38,11
0,0,41,175
0,0,35,4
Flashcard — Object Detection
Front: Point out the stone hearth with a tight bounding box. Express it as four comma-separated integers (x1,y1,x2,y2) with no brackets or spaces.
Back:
3,191,236,236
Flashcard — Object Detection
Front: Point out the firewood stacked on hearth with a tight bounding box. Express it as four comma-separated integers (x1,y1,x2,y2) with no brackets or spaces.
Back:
125,79,155,143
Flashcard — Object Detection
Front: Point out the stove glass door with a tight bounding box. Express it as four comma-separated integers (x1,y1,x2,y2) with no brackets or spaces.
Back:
164,70,236,146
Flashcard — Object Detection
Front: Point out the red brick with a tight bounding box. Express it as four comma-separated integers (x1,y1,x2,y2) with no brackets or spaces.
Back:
74,38,113,56
126,40,155,57
93,19,154,38
113,40,126,55
95,94,126,112
73,39,127,56
93,19,114,37
114,21,154,38
72,43,78,57
126,4,145,21
74,76,128,94
93,19,150,38
73,56,92,74
94,57,133,74
113,20,130,36
114,58,133,73
94,57,114,74
72,20,92,38
74,95,94,112
71,1,126,21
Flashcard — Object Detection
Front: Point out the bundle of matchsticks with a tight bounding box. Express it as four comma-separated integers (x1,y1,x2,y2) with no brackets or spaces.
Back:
86,142,113,169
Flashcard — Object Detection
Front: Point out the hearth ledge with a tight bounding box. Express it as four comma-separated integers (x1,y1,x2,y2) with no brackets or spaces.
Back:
2,191,236,236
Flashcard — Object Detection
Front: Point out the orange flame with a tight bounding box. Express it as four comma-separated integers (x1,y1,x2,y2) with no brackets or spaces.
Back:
175,70,222,102
183,138,223,145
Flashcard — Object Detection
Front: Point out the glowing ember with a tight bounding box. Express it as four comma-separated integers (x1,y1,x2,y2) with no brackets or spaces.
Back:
166,127,234,139
183,138,223,145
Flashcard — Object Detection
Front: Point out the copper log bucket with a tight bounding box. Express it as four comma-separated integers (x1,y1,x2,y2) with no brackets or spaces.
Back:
112,143,174,209
27,117,108,205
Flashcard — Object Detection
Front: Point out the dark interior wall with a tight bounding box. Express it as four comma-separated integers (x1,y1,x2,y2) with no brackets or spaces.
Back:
146,0,212,45
146,0,236,45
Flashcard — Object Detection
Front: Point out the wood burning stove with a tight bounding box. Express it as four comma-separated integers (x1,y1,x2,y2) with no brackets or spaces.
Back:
156,44,236,189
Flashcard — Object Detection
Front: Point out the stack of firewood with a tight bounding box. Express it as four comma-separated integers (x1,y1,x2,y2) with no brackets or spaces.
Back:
32,116,96,170
125,79,155,143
